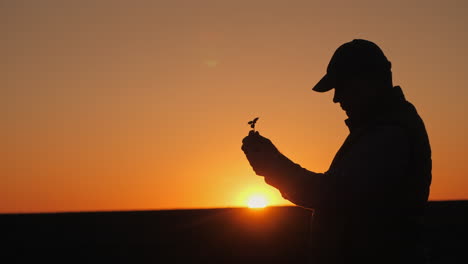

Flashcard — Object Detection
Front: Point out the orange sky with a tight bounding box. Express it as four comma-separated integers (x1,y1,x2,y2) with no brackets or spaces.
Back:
2,0,468,213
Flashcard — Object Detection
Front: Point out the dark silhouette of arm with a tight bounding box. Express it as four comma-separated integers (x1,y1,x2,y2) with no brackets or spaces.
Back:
262,126,410,210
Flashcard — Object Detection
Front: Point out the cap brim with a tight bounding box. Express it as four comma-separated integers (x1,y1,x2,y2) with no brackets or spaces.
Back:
312,74,334,92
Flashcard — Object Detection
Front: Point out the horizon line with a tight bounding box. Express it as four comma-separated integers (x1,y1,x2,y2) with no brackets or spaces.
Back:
2,199,467,215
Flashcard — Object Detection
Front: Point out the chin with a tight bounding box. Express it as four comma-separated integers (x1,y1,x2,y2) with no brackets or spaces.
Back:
345,110,357,118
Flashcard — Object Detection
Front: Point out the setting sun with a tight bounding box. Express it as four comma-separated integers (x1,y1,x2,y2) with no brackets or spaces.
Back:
247,194,268,208
236,182,292,209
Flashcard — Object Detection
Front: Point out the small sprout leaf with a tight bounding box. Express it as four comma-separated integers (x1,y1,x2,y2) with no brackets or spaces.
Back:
247,117,260,131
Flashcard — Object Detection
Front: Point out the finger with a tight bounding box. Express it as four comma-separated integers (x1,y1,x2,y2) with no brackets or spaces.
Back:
256,134,271,144
242,134,258,144
242,142,259,153
241,144,247,153
243,137,262,149
250,131,261,139
250,133,270,145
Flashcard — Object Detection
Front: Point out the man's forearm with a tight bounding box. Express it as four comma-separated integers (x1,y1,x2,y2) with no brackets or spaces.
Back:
265,152,325,208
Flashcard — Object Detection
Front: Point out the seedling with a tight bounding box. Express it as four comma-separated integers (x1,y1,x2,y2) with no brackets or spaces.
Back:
248,117,259,132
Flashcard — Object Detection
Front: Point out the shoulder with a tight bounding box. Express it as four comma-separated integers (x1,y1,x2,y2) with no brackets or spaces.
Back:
368,124,408,141
357,125,410,156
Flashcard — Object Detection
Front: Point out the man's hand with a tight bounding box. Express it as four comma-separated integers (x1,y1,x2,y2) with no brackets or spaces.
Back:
241,131,280,177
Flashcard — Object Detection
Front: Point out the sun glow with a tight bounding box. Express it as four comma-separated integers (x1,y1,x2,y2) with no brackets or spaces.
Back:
247,194,268,208
236,180,292,209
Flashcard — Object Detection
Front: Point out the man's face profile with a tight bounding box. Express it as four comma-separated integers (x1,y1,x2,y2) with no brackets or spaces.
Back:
332,77,379,118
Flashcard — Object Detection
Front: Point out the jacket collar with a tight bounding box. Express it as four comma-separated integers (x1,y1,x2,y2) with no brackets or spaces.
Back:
345,86,406,132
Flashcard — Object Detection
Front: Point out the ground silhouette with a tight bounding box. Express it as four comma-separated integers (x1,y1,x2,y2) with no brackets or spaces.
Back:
3,201,467,263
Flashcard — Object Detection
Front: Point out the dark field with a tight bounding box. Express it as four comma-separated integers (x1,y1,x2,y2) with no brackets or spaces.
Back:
3,201,467,263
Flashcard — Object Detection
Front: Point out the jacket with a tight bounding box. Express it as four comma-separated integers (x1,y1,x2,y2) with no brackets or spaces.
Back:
264,86,432,263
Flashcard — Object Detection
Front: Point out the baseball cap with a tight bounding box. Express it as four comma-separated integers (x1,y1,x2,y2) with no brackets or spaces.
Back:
312,39,392,92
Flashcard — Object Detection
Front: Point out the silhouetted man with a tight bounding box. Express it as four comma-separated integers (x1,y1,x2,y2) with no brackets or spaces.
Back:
242,39,432,264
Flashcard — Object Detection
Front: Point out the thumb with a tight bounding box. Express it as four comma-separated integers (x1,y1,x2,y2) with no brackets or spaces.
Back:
249,130,261,136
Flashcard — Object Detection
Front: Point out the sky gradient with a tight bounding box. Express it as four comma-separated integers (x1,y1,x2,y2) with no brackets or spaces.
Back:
3,0,468,213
